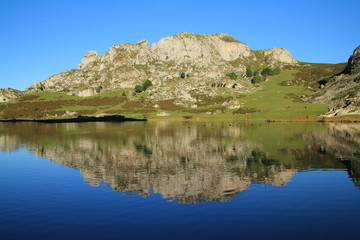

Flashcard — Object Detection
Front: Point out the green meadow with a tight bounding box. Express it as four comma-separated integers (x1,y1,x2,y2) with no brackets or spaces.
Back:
0,69,341,121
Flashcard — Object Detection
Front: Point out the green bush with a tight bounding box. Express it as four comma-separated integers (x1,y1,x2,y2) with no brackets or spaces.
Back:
226,72,238,80
261,67,274,76
261,67,281,76
180,72,186,78
95,86,103,93
134,80,153,93
246,67,253,77
273,66,281,75
134,85,143,93
251,76,265,84
142,80,153,91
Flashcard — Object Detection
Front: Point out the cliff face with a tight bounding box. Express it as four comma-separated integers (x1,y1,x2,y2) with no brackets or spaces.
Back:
309,46,360,116
27,33,297,98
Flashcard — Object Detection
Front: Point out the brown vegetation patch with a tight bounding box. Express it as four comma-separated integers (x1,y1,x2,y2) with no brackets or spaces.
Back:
77,109,97,115
233,108,259,114
78,97,126,106
122,101,144,108
128,108,156,113
104,109,126,114
105,108,156,114
47,110,66,116
182,106,226,114
156,99,184,111
0,104,5,111
192,94,233,106
20,95,39,101
2,100,75,119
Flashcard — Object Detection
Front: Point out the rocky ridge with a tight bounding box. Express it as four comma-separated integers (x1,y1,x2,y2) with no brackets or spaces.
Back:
25,32,296,102
309,46,360,116
0,88,23,103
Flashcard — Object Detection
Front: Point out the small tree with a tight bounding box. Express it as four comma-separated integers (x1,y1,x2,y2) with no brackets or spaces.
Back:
226,72,238,80
246,67,253,77
261,67,273,76
273,66,281,75
95,86,103,93
134,85,143,93
180,72,186,78
251,76,264,84
253,70,260,76
142,80,153,91
134,80,153,93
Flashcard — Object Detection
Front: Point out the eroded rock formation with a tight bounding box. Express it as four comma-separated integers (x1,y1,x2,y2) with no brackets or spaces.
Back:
25,33,297,100
309,46,360,116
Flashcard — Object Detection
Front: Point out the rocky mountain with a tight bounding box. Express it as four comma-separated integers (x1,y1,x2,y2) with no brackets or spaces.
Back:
26,32,296,100
0,88,23,103
308,46,360,116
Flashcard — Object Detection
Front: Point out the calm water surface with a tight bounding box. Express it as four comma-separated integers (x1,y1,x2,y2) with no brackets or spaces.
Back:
1,121,360,240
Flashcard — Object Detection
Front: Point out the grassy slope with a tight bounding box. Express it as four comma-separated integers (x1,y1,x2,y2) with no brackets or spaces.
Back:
0,68,346,121
145,69,328,120
234,70,327,119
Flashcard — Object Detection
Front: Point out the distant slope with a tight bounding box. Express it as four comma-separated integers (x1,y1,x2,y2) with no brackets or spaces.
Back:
308,46,360,116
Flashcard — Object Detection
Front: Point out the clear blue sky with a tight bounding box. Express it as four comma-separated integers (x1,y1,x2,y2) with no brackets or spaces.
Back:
1,0,359,90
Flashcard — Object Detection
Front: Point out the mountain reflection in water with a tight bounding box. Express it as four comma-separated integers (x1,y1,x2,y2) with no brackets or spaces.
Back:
0,121,359,203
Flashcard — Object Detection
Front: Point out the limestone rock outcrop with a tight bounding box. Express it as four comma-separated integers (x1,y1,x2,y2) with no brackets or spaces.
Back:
151,33,251,63
0,88,24,102
25,32,297,99
308,46,360,116
258,48,297,64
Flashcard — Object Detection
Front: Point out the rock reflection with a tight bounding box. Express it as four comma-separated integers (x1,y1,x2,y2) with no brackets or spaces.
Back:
304,123,360,187
0,122,359,203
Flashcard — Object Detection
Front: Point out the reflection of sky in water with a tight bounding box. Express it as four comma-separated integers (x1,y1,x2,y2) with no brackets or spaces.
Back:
1,148,360,240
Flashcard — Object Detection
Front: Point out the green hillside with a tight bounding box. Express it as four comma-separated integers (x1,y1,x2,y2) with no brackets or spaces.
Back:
0,62,350,121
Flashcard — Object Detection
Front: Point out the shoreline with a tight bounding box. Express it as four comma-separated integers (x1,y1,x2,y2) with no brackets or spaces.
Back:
0,115,147,123
1,115,359,123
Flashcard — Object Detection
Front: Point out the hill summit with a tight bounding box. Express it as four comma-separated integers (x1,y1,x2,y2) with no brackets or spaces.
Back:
27,32,296,98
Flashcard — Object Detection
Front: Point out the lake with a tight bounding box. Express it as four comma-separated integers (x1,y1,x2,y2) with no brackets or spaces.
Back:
1,121,360,240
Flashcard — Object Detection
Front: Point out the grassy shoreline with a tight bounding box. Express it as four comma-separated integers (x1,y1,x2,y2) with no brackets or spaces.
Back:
1,67,357,123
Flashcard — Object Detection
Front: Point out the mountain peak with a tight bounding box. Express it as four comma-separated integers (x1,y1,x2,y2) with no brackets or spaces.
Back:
25,32,298,97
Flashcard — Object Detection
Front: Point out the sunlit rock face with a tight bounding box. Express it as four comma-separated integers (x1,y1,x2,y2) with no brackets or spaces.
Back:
1,121,359,203
257,48,297,64
0,88,24,103
309,46,360,116
152,33,251,63
25,32,297,100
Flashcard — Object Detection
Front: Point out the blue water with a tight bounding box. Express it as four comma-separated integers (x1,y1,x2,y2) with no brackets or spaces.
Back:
1,122,360,240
